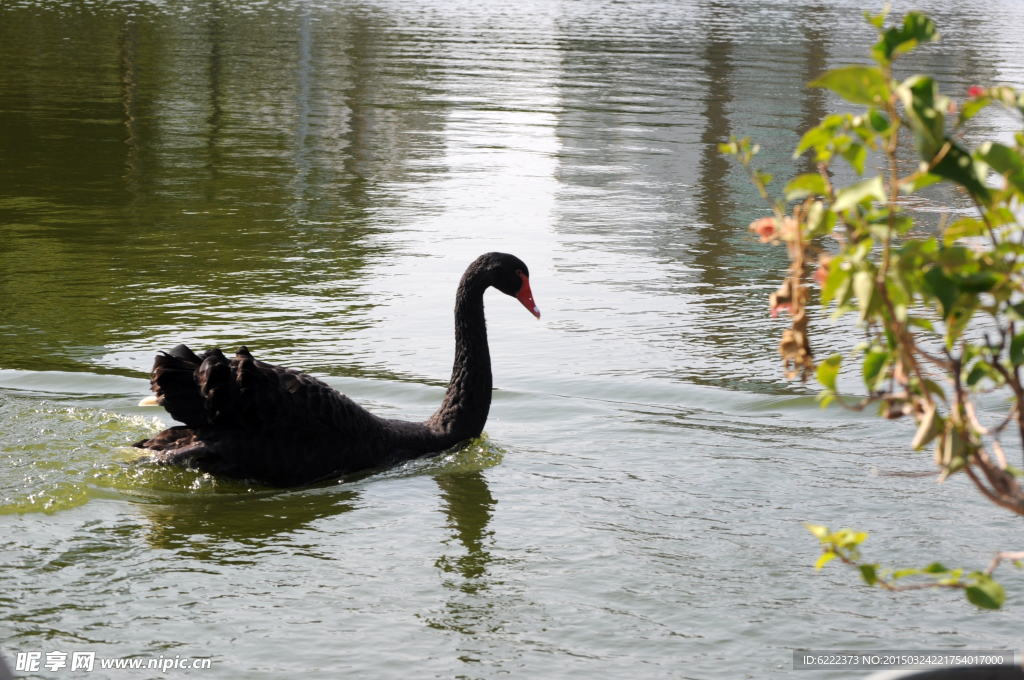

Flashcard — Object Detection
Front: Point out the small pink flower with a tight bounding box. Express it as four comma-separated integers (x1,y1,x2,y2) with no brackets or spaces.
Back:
770,302,792,318
813,260,829,286
967,85,985,98
750,217,776,242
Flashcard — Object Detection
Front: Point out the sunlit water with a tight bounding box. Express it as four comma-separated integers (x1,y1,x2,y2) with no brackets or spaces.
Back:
2,0,1024,677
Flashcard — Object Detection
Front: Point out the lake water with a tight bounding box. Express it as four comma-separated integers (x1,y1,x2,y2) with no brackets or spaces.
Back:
2,0,1024,677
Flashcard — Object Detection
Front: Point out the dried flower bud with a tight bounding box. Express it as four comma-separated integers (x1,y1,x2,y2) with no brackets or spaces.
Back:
780,216,799,239
883,404,905,420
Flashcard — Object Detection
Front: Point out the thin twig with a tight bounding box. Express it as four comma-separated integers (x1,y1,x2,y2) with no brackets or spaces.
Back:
986,551,1024,576
991,439,1008,470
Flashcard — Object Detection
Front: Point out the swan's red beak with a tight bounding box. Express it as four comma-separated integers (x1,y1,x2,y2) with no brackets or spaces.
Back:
516,272,540,319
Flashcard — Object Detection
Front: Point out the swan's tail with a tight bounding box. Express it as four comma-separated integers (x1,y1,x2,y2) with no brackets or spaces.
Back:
146,343,238,428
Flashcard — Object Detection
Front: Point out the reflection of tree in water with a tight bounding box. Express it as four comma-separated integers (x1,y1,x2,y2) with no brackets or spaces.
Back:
690,0,738,292
0,1,451,377
798,9,829,173
693,3,828,285
141,488,358,563
203,1,224,194
119,17,143,200
682,2,836,392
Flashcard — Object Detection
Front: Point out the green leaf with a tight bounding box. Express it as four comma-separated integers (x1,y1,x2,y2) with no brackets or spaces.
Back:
969,361,1005,389
784,173,828,202
864,7,889,29
908,316,935,332
809,66,890,107
924,562,949,574
943,217,987,244
815,552,837,571
899,172,942,194
821,258,849,306
892,568,923,580
1011,334,1024,366
817,354,842,391
955,272,1001,295
957,96,990,127
922,267,958,321
794,114,846,156
946,454,969,476
835,529,868,548
865,209,913,238
805,523,829,540
859,564,878,586
870,219,913,240
976,142,1024,195
854,270,875,323
863,349,889,391
932,141,993,203
966,363,988,387
897,76,991,202
805,201,836,237
755,171,773,187
841,143,867,174
921,379,947,402
965,574,1005,610
868,108,891,133
871,11,939,65
937,568,964,586
833,175,886,212
794,126,833,160
946,304,978,347
897,76,947,156
1006,302,1024,322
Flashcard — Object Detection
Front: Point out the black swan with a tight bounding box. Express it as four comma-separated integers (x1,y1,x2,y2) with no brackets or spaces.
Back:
133,252,540,486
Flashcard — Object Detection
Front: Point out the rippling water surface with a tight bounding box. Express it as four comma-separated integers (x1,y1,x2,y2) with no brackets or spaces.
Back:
3,0,1024,677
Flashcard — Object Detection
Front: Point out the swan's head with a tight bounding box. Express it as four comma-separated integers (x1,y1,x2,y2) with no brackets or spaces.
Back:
478,252,541,319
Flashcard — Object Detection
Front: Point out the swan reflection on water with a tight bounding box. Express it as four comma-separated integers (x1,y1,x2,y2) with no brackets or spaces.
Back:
134,439,505,637
435,470,496,587
138,456,500,585
141,488,362,562
428,469,516,639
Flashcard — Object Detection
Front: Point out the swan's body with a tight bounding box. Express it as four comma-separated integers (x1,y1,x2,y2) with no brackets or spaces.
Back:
134,253,539,486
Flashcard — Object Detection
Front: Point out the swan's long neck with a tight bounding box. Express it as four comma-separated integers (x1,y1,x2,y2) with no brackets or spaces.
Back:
424,269,492,447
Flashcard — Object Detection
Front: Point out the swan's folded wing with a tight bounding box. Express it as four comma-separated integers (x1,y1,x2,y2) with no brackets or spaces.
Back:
227,346,381,440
